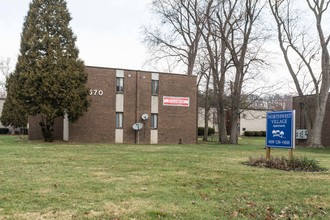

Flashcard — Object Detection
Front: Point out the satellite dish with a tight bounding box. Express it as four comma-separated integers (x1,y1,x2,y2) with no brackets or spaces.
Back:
141,114,149,120
132,123,144,130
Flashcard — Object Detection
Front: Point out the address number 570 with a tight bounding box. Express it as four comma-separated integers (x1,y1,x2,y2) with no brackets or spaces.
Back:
89,89,104,96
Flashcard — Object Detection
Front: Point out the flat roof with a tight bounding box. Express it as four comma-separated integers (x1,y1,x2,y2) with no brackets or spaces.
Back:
85,65,197,78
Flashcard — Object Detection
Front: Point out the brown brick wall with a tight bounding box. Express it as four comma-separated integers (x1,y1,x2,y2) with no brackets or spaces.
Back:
122,70,137,144
69,66,117,142
293,95,330,146
158,74,197,144
28,66,197,144
122,70,152,144
323,98,330,146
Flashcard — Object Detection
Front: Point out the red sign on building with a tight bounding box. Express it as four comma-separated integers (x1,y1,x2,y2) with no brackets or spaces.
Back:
163,96,190,107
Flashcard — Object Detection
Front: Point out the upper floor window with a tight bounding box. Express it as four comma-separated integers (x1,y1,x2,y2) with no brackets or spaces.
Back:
116,77,124,93
151,80,159,96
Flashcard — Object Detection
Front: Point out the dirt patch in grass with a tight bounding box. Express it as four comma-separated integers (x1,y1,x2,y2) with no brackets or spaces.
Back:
0,200,151,220
304,195,329,212
82,199,153,219
90,171,129,183
304,174,330,180
104,200,146,216
0,202,147,220
139,146,171,152
91,171,108,177
102,200,182,219
34,188,52,195
0,211,76,220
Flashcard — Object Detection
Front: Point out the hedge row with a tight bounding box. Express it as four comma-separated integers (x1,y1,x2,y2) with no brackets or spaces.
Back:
244,131,266,137
0,128,9,134
0,128,28,135
198,127,215,136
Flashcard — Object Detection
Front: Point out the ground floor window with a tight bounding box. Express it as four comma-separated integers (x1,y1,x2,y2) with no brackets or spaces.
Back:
151,114,158,129
116,112,123,128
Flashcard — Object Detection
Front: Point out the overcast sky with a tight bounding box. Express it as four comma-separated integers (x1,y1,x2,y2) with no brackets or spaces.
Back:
0,0,153,71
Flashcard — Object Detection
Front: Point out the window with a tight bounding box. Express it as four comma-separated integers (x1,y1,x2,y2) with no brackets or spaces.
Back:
151,114,158,129
151,80,159,96
116,77,124,93
116,112,123,128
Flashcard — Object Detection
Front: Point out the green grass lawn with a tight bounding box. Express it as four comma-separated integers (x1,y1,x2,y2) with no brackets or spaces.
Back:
0,135,329,219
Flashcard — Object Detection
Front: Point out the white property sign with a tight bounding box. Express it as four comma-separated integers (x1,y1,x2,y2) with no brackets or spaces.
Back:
296,129,308,140
163,96,190,107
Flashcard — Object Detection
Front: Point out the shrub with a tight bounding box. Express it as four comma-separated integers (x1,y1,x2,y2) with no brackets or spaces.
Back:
198,127,203,136
244,131,266,137
255,131,263,136
245,155,327,172
244,131,256,136
0,128,9,134
198,127,215,136
208,127,215,135
288,157,323,171
20,127,28,135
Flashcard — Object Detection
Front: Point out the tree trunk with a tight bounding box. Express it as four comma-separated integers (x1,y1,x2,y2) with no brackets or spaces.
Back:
40,116,55,142
203,75,211,141
308,117,323,148
218,107,228,144
218,33,229,144
307,33,330,147
214,73,228,144
229,108,239,144
187,52,197,76
203,113,209,141
308,92,329,148
229,76,242,144
11,126,16,135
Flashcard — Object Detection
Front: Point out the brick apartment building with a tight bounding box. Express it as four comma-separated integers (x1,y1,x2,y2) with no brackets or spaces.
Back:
292,94,330,146
28,66,197,144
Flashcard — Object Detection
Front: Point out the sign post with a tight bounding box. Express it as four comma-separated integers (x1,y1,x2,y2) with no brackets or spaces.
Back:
266,147,271,160
266,110,296,159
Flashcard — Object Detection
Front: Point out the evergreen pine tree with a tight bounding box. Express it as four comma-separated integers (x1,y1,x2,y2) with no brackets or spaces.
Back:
0,72,28,132
15,0,90,141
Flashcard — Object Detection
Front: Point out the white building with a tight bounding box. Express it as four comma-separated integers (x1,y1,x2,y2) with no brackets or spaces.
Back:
240,109,267,135
198,107,268,135
198,107,218,132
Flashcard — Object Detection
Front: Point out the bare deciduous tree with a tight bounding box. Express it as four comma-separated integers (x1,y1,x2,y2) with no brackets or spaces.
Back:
200,0,231,143
143,0,270,145
143,0,204,75
261,93,293,110
197,0,268,144
196,56,212,141
218,0,267,144
269,0,330,147
0,58,12,98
